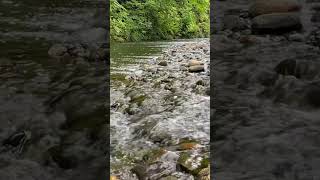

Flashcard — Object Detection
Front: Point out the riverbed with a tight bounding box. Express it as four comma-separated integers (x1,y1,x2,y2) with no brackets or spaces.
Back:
110,39,210,180
0,0,107,179
212,0,320,179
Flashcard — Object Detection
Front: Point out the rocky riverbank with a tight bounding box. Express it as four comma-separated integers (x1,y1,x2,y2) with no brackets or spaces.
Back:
111,39,210,180
0,0,108,179
212,0,320,179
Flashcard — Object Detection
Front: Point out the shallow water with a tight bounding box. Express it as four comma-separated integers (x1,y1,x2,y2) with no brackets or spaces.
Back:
0,0,107,179
212,0,320,179
110,39,210,179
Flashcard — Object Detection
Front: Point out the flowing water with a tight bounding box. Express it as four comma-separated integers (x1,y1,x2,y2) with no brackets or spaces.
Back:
0,0,107,179
212,0,320,179
110,39,210,179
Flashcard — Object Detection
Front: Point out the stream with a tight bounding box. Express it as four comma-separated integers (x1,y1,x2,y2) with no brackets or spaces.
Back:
110,39,210,180
212,0,320,179
0,0,107,179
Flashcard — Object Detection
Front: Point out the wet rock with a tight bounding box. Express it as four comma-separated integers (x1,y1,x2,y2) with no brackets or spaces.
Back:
189,65,205,73
249,0,301,17
158,61,168,66
48,44,68,58
196,80,206,86
130,94,147,106
125,105,140,115
177,152,209,176
288,33,305,41
149,132,172,144
223,15,248,31
252,13,302,34
134,151,180,180
131,164,148,180
275,59,319,80
275,59,297,77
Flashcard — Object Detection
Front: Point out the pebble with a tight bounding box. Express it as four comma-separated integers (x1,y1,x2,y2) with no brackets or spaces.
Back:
158,61,168,66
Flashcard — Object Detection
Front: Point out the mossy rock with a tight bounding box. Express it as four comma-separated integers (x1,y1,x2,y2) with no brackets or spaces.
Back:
178,138,199,144
198,167,210,180
142,148,167,164
177,152,209,176
111,73,131,86
130,94,147,106
131,164,148,180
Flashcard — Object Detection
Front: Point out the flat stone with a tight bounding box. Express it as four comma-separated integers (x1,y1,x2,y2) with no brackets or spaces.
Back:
189,65,205,73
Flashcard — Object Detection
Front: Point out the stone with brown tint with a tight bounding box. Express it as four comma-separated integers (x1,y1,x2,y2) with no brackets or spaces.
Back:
249,0,301,17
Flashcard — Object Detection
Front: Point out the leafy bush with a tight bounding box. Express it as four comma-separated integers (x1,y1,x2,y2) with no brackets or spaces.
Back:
110,0,209,42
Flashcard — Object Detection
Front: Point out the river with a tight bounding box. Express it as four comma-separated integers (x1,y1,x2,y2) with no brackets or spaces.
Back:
110,39,210,179
0,0,107,179
211,0,320,179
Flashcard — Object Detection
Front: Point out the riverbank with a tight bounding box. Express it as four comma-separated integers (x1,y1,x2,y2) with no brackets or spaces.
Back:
111,39,210,179
212,0,320,179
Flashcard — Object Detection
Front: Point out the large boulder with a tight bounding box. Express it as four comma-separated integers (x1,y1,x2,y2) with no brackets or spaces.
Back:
252,13,302,34
249,0,301,17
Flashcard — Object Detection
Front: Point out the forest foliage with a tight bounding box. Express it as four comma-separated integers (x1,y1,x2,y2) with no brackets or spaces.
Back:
110,0,209,42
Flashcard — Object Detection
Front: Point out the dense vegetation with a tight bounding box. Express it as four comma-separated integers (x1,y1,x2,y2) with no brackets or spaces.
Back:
110,0,209,42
